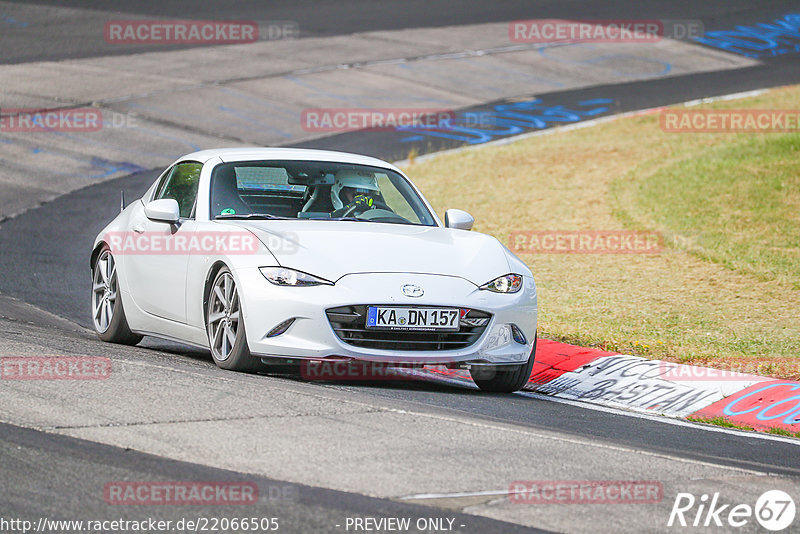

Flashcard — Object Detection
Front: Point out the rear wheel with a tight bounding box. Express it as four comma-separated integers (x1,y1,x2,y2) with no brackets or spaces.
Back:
91,247,142,345
470,335,536,393
206,268,261,371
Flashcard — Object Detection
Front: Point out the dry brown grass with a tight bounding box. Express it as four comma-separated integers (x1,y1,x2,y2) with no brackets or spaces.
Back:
401,86,800,378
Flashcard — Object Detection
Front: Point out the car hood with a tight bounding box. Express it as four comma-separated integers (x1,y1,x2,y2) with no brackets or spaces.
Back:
223,220,512,284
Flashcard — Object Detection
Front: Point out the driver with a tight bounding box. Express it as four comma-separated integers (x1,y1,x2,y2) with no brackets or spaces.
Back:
330,169,380,217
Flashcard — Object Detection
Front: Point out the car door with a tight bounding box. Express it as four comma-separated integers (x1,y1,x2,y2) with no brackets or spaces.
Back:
125,161,202,324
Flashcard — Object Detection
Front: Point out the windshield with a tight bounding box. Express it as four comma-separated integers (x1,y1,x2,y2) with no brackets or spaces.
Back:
209,160,437,226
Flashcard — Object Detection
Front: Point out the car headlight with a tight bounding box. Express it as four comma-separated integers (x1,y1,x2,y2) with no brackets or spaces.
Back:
259,267,333,286
480,274,523,293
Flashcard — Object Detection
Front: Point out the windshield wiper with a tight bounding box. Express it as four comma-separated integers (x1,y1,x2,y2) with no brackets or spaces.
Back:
325,217,370,222
217,213,372,222
215,213,289,220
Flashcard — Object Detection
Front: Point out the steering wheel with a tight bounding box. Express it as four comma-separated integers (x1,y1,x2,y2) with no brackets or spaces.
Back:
341,199,391,218
357,208,411,223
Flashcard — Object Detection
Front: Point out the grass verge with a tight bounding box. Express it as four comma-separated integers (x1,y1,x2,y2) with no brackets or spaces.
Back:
402,85,800,378
687,416,800,438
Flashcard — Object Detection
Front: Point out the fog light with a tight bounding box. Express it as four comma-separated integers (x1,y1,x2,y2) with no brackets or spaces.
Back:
509,324,526,344
267,318,296,338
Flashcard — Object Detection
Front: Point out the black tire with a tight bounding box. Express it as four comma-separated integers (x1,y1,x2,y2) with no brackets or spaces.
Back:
470,334,537,393
91,247,142,345
205,267,262,372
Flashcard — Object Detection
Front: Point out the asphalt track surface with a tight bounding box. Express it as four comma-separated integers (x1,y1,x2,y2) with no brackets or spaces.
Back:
296,56,800,161
2,422,544,534
2,0,797,64
2,1,800,532
2,166,800,479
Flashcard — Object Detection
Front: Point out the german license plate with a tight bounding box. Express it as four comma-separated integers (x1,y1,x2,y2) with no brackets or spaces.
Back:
366,307,460,331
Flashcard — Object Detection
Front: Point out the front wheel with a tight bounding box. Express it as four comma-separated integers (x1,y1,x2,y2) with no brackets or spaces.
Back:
91,247,142,345
205,267,261,371
470,335,536,393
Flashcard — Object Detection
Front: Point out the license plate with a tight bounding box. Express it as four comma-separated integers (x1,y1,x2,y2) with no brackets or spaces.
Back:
366,307,460,331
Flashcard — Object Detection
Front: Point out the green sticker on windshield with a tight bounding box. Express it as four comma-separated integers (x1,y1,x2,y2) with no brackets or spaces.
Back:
221,208,236,215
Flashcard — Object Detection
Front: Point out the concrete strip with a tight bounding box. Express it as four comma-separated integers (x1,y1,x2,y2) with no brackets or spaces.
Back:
0,61,199,103
0,22,757,219
364,23,515,52
369,38,754,101
0,179,56,221
102,70,480,147
0,112,241,219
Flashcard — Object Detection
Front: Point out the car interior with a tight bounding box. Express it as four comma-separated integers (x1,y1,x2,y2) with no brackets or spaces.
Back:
210,162,391,219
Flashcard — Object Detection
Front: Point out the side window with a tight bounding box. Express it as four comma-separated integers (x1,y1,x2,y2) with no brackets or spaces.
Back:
155,162,202,218
376,174,424,224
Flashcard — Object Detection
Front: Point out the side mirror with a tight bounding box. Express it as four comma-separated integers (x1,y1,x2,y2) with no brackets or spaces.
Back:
444,209,474,231
144,198,180,224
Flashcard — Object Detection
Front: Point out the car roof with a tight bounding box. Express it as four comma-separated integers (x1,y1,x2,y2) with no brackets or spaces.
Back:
180,147,402,173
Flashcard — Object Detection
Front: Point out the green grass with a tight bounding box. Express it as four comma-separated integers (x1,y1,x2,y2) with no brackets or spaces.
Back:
625,134,800,288
687,416,800,438
767,426,800,438
403,85,800,377
686,416,755,432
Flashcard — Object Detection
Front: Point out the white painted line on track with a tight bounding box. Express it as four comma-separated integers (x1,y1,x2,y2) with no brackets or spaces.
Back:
516,391,800,446
399,489,509,501
400,367,800,445
394,88,772,167
381,406,775,475
681,89,768,107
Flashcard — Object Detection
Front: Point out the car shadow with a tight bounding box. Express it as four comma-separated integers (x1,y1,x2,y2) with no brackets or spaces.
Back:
136,337,538,397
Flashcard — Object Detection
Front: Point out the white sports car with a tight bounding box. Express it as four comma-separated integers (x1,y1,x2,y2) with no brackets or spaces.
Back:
91,148,537,392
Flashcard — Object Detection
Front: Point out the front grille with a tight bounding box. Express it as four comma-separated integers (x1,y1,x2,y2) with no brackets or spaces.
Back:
326,305,491,351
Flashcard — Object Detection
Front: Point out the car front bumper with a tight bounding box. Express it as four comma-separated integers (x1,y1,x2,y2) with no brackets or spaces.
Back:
236,269,537,366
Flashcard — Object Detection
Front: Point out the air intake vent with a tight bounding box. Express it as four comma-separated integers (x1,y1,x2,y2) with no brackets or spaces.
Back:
267,318,296,338
326,305,491,351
